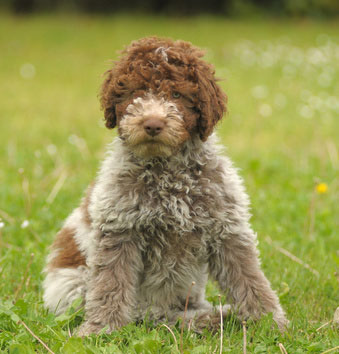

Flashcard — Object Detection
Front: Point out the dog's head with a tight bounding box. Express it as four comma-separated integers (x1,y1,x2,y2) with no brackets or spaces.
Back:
100,37,226,158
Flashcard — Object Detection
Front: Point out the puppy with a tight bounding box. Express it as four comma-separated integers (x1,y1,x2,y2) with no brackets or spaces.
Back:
43,37,288,335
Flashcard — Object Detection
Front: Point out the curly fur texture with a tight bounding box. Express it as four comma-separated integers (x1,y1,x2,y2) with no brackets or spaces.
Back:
43,36,288,336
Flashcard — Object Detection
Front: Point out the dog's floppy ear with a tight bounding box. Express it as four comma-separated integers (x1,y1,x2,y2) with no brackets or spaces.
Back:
195,66,227,141
100,68,119,129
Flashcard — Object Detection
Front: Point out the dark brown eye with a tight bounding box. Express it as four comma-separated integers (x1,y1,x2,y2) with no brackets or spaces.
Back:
172,92,181,99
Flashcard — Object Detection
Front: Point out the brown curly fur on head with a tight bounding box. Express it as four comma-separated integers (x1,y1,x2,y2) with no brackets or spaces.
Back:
100,37,227,142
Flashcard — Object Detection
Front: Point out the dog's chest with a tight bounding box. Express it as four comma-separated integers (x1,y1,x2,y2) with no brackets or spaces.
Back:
120,164,217,236
103,164,213,295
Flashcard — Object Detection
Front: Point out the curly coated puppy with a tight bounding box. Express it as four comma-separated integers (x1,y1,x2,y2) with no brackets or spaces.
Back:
43,37,288,335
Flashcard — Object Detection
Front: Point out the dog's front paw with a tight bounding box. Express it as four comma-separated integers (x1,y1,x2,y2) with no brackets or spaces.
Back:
192,312,220,333
273,312,290,333
76,321,106,337
191,306,231,334
236,307,289,333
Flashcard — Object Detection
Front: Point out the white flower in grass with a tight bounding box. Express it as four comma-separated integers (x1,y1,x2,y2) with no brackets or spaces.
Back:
307,48,326,65
259,103,272,117
68,134,86,149
20,63,36,79
46,144,57,156
21,220,29,229
251,85,268,99
299,105,314,119
308,96,323,111
0,221,4,229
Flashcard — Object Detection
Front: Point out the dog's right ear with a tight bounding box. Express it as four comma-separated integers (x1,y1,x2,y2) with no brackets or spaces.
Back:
100,69,118,129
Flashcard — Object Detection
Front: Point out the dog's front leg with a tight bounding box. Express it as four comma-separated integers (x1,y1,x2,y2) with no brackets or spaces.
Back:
77,234,142,336
208,230,288,331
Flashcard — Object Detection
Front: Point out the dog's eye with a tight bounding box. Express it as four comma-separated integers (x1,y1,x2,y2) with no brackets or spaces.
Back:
172,92,181,99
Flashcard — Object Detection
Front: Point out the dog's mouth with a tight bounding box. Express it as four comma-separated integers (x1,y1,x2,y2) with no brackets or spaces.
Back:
139,138,163,145
133,139,173,157
119,133,178,158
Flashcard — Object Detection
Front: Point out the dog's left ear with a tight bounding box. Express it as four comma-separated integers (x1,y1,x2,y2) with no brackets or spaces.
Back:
100,69,119,129
196,66,227,141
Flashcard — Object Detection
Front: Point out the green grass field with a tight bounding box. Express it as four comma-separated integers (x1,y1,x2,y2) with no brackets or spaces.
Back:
0,13,338,353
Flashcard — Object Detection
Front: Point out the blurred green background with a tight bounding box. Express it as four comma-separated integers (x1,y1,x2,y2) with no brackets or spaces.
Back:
0,4,338,353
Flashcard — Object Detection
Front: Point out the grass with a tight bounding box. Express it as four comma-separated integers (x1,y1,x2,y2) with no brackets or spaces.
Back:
0,13,338,353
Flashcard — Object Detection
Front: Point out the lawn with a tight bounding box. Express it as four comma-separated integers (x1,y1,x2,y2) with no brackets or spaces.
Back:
0,13,338,353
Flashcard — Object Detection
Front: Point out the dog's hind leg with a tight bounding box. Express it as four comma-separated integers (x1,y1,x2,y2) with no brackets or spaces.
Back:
43,207,91,315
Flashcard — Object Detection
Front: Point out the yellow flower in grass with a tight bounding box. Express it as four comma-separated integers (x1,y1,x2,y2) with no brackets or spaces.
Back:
316,182,328,194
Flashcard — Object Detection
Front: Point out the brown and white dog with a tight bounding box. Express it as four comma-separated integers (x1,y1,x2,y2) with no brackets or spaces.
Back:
43,37,288,335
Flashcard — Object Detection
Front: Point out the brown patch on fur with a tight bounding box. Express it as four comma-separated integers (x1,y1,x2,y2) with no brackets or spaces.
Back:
80,183,95,226
48,227,86,270
100,37,227,141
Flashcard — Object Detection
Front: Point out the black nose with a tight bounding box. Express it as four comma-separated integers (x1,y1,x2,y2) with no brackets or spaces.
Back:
143,119,165,137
